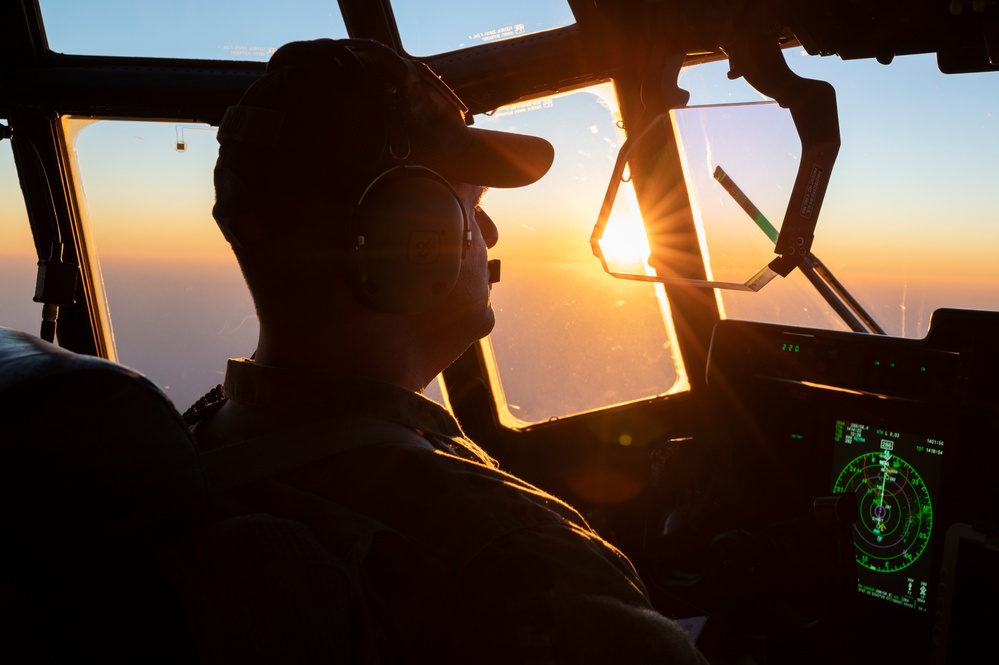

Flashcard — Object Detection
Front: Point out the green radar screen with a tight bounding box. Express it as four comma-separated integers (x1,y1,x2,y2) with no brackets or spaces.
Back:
833,449,932,572
831,420,944,611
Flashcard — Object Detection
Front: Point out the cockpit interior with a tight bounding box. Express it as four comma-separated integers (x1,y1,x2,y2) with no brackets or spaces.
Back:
2,1,998,663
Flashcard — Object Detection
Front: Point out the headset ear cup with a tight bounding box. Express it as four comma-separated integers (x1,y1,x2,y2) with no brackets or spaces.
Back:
353,167,467,315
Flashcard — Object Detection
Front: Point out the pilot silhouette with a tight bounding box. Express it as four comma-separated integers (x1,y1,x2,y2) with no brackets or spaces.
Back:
189,37,708,664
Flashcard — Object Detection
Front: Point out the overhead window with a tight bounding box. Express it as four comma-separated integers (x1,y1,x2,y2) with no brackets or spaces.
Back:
393,0,574,56
38,0,347,60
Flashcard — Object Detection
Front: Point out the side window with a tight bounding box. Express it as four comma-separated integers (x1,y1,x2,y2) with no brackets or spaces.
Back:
0,127,42,335
476,85,687,426
64,119,258,412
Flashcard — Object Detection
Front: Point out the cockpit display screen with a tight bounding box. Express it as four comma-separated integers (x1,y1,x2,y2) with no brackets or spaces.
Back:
831,420,945,612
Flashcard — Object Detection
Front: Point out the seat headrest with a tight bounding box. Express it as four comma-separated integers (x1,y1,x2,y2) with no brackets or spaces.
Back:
0,326,208,547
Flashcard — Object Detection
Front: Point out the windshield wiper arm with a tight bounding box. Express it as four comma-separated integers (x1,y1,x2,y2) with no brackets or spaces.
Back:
714,165,886,335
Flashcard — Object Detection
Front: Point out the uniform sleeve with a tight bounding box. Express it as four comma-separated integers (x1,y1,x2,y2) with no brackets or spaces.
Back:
444,521,710,665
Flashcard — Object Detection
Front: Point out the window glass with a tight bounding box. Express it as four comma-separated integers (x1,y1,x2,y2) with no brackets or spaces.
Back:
477,85,685,426
672,100,851,332
38,0,347,60
676,52,999,337
65,88,684,424
65,118,258,411
393,0,574,56
0,128,43,335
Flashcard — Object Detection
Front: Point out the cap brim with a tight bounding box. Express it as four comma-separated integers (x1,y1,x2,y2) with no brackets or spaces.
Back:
434,127,555,189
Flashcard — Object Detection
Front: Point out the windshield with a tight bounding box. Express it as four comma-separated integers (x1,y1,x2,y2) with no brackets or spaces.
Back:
6,6,999,424
674,50,999,337
55,83,685,424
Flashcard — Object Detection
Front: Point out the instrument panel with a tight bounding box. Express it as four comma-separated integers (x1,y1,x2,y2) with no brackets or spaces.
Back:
648,309,999,663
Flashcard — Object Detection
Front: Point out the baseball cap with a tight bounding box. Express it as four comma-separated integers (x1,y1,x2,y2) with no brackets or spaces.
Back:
213,38,555,250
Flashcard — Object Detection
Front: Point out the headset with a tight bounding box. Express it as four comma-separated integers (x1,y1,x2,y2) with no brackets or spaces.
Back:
351,164,470,315
216,38,476,316
342,39,476,316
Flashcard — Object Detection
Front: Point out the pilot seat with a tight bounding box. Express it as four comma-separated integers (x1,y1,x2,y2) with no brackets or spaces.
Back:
0,326,352,662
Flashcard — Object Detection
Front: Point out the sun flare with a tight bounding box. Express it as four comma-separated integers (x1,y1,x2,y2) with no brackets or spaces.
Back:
598,210,652,271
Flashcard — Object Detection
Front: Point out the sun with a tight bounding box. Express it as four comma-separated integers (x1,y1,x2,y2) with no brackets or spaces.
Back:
597,208,651,271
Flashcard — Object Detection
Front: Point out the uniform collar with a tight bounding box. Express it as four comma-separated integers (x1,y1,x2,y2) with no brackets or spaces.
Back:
223,357,466,442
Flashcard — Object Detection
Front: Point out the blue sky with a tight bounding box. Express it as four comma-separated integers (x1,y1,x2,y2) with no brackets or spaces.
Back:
36,0,573,59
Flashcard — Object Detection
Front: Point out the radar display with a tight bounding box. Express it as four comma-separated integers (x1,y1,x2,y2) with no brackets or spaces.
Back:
832,420,944,611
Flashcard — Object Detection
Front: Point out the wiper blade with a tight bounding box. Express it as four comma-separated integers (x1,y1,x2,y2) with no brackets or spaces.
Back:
714,165,885,335
589,115,778,292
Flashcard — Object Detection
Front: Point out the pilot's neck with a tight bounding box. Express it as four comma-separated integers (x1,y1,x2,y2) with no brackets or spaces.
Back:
254,320,446,394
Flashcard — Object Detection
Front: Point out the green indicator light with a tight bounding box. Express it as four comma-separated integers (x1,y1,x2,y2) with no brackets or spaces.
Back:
874,360,881,366
791,434,804,440
921,366,927,372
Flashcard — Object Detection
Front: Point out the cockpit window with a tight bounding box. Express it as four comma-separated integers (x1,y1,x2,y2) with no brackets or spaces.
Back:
36,0,574,61
59,90,686,426
37,0,347,60
0,126,42,335
675,51,999,337
672,98,854,332
478,85,686,427
393,0,574,56
63,118,258,411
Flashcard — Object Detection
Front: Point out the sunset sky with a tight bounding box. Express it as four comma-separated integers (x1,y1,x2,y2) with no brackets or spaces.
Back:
23,1,999,280
3,2,998,416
